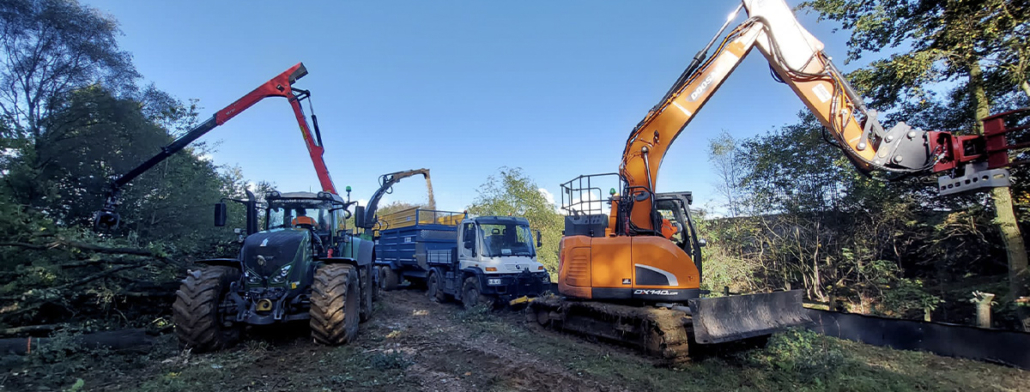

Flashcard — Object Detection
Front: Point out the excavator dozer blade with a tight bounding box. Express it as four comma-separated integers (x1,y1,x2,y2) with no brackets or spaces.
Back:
688,290,809,344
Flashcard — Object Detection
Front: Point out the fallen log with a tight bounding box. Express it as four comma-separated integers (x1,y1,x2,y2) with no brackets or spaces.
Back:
0,329,154,355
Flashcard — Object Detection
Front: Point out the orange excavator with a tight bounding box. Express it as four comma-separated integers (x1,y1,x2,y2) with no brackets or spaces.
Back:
531,0,1027,360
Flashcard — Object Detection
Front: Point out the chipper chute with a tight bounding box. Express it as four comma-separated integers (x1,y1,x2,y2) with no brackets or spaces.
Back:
688,290,810,344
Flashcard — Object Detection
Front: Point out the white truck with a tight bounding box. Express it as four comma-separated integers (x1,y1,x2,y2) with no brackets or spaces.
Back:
371,208,550,308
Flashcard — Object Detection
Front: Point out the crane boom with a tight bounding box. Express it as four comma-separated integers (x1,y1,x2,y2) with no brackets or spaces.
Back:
95,62,337,229
354,168,432,232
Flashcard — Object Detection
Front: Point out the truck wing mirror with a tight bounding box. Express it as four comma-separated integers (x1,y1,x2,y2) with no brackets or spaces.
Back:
214,202,228,227
463,239,474,249
536,230,542,248
354,206,365,228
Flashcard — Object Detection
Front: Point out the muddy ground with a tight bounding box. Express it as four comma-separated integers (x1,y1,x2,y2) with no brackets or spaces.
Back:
3,289,1030,391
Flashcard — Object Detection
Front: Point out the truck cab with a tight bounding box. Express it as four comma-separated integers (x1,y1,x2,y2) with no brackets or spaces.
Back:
437,216,550,307
456,216,545,275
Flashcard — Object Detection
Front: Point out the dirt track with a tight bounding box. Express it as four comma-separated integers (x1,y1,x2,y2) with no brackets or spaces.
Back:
5,288,1030,391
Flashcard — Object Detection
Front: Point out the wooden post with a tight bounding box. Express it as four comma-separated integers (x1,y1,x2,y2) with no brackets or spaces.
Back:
973,292,995,328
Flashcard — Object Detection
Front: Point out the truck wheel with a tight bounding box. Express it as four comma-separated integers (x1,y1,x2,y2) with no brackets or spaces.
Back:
382,266,400,291
462,277,494,310
427,272,446,303
359,265,373,322
173,265,240,352
310,264,360,345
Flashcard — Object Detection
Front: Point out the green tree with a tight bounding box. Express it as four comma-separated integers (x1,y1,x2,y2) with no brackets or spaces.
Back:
0,0,139,139
467,167,563,276
803,0,1030,329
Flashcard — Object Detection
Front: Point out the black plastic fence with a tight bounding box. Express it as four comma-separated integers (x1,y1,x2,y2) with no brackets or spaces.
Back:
806,309,1030,369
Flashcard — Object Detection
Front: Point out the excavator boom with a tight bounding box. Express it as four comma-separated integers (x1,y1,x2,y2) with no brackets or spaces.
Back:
538,0,1028,361
95,63,337,230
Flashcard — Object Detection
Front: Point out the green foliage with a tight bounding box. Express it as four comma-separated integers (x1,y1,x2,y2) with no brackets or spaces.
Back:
467,167,563,276
744,329,852,385
0,0,265,332
456,303,494,323
370,350,412,370
64,379,85,392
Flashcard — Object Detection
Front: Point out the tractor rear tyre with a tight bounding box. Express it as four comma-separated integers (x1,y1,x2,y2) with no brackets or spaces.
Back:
462,276,495,310
427,272,446,302
359,265,373,322
310,264,360,345
173,265,240,352
381,266,400,291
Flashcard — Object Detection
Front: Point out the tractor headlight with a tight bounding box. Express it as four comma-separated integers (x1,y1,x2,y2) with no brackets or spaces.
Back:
487,278,502,286
269,264,292,284
245,271,262,285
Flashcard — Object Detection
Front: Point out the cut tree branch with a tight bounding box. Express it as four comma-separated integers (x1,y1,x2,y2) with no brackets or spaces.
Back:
0,239,179,266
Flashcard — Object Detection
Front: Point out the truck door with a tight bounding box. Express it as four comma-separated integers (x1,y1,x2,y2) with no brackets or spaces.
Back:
459,222,476,261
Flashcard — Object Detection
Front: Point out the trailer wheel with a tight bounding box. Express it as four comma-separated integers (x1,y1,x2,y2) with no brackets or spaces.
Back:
173,266,240,352
462,277,494,310
427,272,446,302
381,266,400,291
310,264,360,345
359,265,373,322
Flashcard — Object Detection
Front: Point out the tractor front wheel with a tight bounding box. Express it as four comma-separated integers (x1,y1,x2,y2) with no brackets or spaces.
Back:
310,264,360,345
173,266,240,352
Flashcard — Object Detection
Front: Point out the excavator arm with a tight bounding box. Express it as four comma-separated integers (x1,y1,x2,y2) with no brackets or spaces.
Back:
618,0,1018,233
95,62,336,229
354,168,433,232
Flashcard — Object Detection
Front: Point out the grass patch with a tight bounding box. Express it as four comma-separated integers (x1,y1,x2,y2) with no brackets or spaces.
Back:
489,317,1030,392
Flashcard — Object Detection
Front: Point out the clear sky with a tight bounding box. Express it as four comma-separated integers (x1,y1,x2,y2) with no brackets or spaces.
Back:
84,0,860,213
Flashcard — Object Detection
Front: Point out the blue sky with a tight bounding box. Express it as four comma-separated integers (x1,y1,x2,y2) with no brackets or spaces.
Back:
85,0,860,214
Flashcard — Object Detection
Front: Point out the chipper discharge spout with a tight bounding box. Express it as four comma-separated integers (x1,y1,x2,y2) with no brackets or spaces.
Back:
689,290,809,344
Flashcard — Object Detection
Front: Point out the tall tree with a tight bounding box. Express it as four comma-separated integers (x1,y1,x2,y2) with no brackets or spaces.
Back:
467,167,564,275
0,0,138,138
803,0,1030,330
708,130,744,217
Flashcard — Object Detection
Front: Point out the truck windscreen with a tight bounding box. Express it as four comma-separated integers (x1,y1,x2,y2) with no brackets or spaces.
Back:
478,223,535,258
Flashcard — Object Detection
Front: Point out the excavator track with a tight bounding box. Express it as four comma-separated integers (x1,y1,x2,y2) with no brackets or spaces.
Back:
530,296,693,364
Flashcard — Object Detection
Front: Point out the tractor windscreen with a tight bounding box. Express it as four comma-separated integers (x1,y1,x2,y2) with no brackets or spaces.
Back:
267,200,333,232
478,223,535,258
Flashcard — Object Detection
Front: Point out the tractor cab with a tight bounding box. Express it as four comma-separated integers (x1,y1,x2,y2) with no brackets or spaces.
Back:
264,191,353,254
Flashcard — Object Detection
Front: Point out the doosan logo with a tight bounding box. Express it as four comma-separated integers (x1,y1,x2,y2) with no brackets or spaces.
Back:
689,75,716,101
634,289,678,296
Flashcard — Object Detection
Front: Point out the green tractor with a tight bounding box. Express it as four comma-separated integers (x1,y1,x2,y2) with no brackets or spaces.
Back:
172,189,377,351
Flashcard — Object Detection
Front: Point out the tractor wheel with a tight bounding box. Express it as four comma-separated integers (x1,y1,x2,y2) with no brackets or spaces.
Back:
382,266,400,291
359,265,373,322
427,272,446,303
310,264,360,345
462,276,494,310
173,265,240,352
